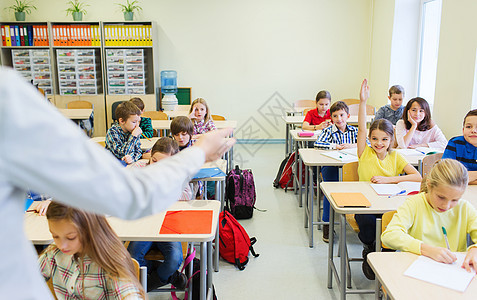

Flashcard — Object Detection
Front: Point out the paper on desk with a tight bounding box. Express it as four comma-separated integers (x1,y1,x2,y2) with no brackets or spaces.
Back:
395,149,422,156
321,151,356,162
338,148,358,156
370,182,421,196
415,147,442,155
404,253,476,292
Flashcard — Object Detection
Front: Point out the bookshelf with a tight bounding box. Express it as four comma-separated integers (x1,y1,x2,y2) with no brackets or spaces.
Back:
0,21,159,136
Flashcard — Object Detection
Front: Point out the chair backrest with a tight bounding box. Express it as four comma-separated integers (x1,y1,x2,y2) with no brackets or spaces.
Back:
348,104,375,115
342,161,359,182
67,100,93,109
111,101,126,122
142,110,168,120
294,100,315,110
339,99,360,106
131,258,147,289
381,210,397,249
211,114,226,121
175,105,191,111
421,152,443,177
303,108,313,115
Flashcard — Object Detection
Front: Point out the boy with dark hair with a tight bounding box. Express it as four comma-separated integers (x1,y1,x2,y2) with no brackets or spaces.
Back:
129,97,154,138
375,85,405,125
170,116,194,150
105,101,143,165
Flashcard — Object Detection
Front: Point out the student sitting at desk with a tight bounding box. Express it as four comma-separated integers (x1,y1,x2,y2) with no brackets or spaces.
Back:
105,101,143,165
442,109,477,184
171,116,194,150
128,137,195,291
315,100,358,243
357,79,422,280
382,159,477,271
130,97,154,138
189,98,216,138
302,90,332,131
375,85,405,125
395,97,447,151
39,202,146,299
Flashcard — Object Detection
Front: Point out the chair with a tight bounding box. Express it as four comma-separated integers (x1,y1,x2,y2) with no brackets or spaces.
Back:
67,100,93,109
420,152,443,177
303,108,313,116
380,211,397,249
340,99,360,106
294,100,315,113
211,114,226,121
111,100,126,123
142,111,168,136
348,103,375,115
131,258,148,289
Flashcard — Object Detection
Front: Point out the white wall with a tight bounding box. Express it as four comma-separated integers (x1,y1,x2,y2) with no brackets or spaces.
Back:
433,0,477,137
1,0,372,139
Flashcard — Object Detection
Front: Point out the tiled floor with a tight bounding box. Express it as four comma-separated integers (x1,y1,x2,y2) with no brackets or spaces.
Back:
149,144,375,299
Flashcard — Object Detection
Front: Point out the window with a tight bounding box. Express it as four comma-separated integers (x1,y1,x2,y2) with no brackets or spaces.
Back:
417,0,442,109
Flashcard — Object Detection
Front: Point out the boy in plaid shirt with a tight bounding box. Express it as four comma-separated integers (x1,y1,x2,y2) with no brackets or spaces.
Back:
105,101,143,165
316,101,358,242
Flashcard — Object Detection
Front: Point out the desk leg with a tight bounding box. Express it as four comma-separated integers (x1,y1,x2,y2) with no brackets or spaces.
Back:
375,218,382,299
298,150,303,206
215,181,222,272
207,241,213,296
294,140,298,195
328,206,335,288
200,242,207,300
340,214,346,300
308,166,314,248
304,165,309,228
285,124,290,155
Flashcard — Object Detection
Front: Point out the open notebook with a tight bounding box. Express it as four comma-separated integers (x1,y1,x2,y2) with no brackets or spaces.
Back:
321,149,358,162
370,182,421,196
404,253,476,292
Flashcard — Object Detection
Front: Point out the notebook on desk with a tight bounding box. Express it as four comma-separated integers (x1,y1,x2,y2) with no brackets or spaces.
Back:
159,210,213,234
192,167,226,180
330,192,371,207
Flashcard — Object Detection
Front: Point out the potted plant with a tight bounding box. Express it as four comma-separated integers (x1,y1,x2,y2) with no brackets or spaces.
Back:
6,0,37,21
66,0,89,21
117,0,142,21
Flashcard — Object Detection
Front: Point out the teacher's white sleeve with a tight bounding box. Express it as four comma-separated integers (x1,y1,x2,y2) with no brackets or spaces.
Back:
0,68,204,219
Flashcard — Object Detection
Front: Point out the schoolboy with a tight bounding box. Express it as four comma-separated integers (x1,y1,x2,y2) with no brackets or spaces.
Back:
171,116,194,150
375,85,405,125
302,90,332,131
442,109,477,184
129,97,154,138
315,101,358,242
105,101,143,164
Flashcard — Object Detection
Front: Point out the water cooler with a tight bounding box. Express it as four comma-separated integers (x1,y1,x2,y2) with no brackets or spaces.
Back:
160,70,178,111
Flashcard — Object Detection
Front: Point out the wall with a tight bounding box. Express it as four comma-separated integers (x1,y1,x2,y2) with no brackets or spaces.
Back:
433,0,477,137
1,0,372,140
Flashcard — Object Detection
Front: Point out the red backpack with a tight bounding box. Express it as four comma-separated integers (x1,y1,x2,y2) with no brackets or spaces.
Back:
273,151,305,191
219,210,259,270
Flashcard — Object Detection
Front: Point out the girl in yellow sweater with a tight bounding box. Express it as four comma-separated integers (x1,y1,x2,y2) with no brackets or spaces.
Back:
382,159,477,271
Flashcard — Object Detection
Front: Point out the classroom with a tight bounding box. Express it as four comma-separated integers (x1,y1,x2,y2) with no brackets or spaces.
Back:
1,0,477,299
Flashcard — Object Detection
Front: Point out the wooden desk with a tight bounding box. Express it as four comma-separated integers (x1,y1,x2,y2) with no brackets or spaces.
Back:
321,181,408,300
151,120,237,130
90,136,159,152
368,252,477,300
58,108,93,120
25,200,220,300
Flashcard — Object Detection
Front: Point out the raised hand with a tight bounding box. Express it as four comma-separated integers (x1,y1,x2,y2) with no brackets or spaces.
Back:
360,79,370,103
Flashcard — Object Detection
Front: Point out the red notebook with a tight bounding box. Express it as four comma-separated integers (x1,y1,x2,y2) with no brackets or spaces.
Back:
160,210,213,234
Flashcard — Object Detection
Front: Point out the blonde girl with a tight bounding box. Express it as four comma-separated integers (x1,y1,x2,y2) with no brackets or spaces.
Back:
382,159,477,271
39,202,146,299
189,98,216,136
356,79,422,280
395,97,447,150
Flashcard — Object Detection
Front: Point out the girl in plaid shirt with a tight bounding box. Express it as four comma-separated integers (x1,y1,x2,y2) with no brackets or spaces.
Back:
39,202,146,299
189,98,216,137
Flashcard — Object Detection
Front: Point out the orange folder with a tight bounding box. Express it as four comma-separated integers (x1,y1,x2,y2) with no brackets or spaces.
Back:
330,193,371,208
160,210,213,234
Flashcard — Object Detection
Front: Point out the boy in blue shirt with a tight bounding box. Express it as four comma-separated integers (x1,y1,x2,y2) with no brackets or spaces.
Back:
375,85,405,125
315,101,358,242
442,109,477,184
105,101,143,165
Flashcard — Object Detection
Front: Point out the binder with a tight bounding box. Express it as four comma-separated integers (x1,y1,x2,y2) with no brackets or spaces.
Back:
5,25,11,46
14,26,20,46
10,26,16,46
120,26,125,46
43,25,49,46
27,25,33,46
85,25,92,46
330,193,371,207
19,25,25,46
1,26,6,46
24,26,29,46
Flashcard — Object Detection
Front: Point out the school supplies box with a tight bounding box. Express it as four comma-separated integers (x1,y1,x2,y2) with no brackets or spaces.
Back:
160,210,213,234
330,193,371,207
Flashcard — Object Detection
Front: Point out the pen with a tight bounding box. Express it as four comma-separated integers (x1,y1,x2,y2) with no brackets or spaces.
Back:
388,190,406,198
415,150,426,155
442,226,451,250
141,133,151,141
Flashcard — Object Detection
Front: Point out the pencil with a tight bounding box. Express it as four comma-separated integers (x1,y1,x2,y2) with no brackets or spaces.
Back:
442,226,451,250
141,133,151,141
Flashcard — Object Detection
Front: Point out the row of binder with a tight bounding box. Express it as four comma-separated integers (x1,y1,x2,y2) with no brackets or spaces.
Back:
1,25,49,47
103,25,152,47
52,25,101,47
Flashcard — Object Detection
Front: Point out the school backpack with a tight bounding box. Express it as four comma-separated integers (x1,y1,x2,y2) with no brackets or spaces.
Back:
273,151,305,192
225,165,256,219
219,210,259,270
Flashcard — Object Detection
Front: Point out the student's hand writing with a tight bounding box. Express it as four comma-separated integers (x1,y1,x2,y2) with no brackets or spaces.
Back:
407,111,418,127
421,243,457,264
194,128,236,162
122,155,133,165
462,247,477,272
35,199,51,216
360,79,370,103
370,176,392,184
131,123,142,137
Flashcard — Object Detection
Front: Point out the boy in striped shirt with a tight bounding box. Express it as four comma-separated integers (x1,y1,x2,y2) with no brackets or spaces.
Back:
315,101,358,242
